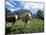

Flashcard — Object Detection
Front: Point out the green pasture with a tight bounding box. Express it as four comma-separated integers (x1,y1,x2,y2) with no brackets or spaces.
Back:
6,18,44,34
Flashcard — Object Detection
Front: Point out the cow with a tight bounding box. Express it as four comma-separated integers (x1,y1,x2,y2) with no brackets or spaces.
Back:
19,13,32,23
6,15,18,25
18,13,32,32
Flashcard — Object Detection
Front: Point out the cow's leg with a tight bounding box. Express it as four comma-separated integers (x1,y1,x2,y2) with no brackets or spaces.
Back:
12,22,15,25
12,21,15,29
24,21,27,33
24,23,26,33
28,20,30,24
27,20,30,30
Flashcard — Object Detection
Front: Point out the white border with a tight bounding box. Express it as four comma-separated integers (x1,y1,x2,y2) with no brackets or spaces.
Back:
0,0,46,35
0,0,5,35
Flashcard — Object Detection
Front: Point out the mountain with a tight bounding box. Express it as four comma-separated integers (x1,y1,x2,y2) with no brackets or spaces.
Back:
5,8,14,16
13,9,32,16
5,8,32,16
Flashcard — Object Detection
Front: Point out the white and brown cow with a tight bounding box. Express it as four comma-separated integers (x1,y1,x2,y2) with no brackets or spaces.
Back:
19,13,32,23
6,15,18,25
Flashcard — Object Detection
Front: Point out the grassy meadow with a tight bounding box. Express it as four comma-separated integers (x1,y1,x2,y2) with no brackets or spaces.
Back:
6,18,44,34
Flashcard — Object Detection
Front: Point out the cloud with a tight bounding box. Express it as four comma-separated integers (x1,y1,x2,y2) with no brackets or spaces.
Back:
31,3,43,9
6,0,44,10
23,2,44,10
21,2,44,14
6,2,14,7
10,8,21,12
6,1,23,12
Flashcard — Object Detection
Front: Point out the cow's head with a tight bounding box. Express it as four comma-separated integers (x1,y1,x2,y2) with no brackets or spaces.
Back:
15,15,18,20
27,13,32,20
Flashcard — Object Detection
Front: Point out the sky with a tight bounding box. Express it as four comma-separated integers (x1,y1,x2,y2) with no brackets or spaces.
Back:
5,0,44,14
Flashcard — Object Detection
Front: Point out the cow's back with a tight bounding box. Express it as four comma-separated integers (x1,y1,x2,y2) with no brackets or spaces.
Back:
6,16,16,22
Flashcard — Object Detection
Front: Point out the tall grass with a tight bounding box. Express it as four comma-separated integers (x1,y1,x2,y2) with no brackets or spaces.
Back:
6,18,44,34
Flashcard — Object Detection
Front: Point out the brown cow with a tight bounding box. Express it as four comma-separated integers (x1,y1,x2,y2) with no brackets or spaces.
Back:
6,15,18,25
